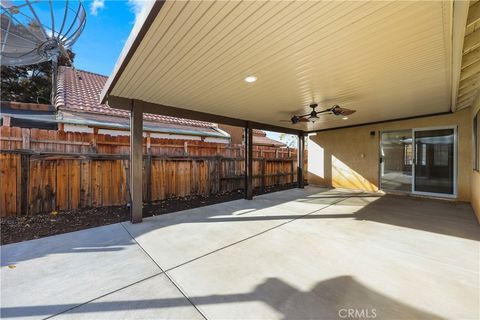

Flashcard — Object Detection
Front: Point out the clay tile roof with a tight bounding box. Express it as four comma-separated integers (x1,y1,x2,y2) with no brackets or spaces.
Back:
254,135,286,147
55,66,215,129
252,129,286,147
253,129,267,136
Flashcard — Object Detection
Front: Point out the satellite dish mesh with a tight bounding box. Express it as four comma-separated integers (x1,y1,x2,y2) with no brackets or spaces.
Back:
1,0,86,102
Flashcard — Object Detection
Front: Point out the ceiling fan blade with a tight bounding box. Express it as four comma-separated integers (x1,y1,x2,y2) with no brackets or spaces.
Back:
281,115,311,124
331,105,356,116
337,107,356,115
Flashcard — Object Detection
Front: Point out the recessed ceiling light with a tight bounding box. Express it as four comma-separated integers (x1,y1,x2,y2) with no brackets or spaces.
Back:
342,116,349,120
244,75,257,83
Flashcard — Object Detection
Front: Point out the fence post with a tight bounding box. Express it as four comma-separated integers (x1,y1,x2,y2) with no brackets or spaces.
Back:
146,133,151,153
216,155,222,194
124,159,131,205
261,158,266,193
146,133,152,203
2,116,11,127
290,159,294,184
20,153,30,215
91,128,98,153
22,128,31,149
184,141,188,156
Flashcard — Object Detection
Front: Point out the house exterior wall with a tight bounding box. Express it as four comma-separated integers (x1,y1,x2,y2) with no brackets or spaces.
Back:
471,103,480,221
308,109,472,201
219,124,244,144
63,124,229,143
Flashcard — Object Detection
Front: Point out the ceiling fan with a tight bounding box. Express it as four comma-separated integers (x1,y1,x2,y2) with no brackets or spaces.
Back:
287,103,356,124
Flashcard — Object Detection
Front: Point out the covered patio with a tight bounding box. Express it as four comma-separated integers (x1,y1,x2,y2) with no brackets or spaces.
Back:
99,0,479,224
2,187,478,319
2,1,480,319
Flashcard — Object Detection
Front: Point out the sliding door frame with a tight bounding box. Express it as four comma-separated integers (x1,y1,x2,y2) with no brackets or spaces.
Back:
378,129,412,192
411,125,458,198
378,126,458,199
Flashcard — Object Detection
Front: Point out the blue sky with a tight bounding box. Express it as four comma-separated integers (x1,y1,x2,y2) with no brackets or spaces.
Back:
72,0,142,76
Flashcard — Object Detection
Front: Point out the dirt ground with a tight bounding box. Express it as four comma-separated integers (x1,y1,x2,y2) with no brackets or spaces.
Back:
1,185,297,245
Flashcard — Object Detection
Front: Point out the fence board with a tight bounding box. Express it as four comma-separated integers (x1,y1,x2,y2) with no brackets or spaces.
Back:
1,126,307,216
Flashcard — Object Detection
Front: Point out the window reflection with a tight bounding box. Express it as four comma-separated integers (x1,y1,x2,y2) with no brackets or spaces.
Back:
414,129,454,195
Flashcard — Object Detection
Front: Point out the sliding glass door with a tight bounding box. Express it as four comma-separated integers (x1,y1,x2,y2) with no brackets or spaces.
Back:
380,130,412,192
413,127,456,196
379,127,456,197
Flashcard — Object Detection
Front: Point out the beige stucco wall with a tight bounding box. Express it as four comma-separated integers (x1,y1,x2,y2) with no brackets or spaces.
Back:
471,103,480,221
308,109,472,201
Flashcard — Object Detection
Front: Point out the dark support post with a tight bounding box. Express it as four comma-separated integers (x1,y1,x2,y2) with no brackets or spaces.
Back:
297,131,305,189
130,100,144,223
244,121,253,200
20,153,30,215
145,133,152,203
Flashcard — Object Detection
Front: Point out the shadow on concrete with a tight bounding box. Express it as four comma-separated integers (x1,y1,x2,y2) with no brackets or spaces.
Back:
0,224,134,267
350,195,480,241
0,276,445,319
2,188,478,268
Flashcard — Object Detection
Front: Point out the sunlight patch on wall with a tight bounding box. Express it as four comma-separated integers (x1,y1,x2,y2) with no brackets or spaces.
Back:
308,140,324,178
332,156,377,192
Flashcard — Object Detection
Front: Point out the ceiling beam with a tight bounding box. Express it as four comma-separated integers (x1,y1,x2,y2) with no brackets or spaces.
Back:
106,95,303,135
462,47,480,69
467,1,480,28
452,1,471,112
456,97,475,110
458,79,480,97
460,59,480,81
106,95,131,110
307,111,452,133
463,28,480,53
457,90,477,105
459,73,480,90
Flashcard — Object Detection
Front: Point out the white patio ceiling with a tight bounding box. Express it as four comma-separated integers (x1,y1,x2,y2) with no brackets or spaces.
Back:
102,1,454,131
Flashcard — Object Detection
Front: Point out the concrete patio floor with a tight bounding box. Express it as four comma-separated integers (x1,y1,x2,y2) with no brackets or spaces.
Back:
1,187,479,319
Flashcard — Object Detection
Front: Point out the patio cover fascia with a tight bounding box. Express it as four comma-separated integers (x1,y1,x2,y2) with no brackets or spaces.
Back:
106,95,303,136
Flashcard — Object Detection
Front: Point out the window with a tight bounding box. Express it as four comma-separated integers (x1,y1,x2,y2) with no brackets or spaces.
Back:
433,144,449,166
421,144,427,165
475,110,480,171
404,144,413,165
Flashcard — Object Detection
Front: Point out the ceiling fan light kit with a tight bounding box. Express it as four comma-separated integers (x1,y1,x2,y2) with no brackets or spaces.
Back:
288,103,356,124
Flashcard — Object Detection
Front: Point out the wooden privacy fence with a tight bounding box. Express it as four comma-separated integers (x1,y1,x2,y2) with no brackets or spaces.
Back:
0,126,298,158
1,127,307,217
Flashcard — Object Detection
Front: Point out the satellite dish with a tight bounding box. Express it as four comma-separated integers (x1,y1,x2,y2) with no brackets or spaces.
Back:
0,0,86,102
